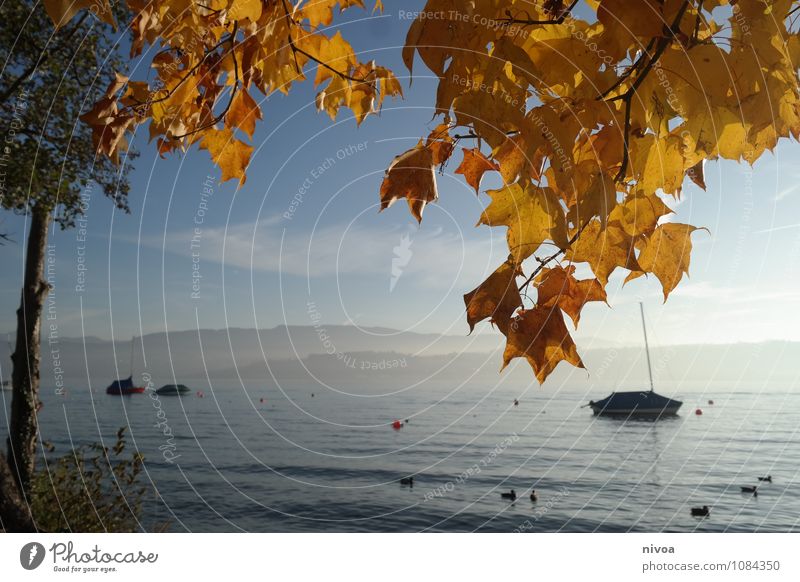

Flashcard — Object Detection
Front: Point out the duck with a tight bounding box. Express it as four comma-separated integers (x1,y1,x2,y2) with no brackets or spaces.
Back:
500,489,517,501
691,505,710,517
740,486,758,496
530,489,538,502
757,475,772,483
399,476,414,487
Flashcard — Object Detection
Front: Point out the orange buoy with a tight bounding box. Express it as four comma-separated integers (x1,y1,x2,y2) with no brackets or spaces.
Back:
392,420,403,430
695,408,703,415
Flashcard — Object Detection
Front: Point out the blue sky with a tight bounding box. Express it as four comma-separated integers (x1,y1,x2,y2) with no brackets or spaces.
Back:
2,3,800,347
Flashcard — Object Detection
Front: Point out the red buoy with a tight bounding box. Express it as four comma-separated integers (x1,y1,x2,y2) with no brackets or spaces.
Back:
392,420,403,430
695,408,703,415
197,390,205,398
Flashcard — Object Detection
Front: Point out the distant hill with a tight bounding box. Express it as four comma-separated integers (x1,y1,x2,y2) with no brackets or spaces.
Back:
1,326,797,392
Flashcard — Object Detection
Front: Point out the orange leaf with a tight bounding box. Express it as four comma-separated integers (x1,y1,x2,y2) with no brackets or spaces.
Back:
536,266,607,327
379,144,437,223
502,307,585,384
199,128,253,186
226,88,262,140
455,148,500,194
463,263,522,334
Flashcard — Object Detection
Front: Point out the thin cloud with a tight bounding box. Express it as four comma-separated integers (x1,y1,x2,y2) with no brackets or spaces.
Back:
752,223,800,234
144,219,508,289
775,185,800,202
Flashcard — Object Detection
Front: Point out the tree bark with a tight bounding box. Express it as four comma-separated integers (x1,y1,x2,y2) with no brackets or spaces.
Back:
8,204,51,494
0,453,35,532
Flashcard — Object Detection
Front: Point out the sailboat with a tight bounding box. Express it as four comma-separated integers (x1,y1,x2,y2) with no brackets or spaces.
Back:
106,336,146,395
588,303,682,418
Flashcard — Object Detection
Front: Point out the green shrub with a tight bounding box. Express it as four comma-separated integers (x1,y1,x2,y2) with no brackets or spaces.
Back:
30,428,148,532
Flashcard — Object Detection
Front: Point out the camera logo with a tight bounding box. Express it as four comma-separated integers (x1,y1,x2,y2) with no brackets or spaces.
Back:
20,542,46,570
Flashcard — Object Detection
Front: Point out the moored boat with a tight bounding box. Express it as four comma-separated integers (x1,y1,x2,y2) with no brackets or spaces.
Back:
155,383,191,395
588,303,682,418
106,376,146,395
106,336,145,395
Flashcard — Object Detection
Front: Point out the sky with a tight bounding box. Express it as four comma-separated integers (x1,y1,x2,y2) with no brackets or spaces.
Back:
2,2,800,348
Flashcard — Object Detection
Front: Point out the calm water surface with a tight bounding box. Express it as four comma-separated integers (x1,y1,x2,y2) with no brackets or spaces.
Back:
2,381,798,532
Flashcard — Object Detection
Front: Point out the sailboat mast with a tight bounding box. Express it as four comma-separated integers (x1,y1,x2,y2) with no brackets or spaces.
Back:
129,336,135,378
640,303,654,392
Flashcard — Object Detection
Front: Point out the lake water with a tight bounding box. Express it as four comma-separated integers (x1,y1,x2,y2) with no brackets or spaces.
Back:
2,381,798,532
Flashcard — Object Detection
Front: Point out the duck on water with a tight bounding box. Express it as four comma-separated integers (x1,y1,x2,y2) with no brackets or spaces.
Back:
587,303,682,419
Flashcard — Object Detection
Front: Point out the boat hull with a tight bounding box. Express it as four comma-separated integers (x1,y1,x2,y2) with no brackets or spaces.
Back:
106,386,146,395
155,384,191,395
589,391,682,419
106,386,145,396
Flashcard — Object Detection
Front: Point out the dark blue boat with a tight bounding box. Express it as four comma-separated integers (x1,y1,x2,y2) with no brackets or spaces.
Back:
106,376,145,395
588,304,682,418
106,337,145,395
588,390,682,418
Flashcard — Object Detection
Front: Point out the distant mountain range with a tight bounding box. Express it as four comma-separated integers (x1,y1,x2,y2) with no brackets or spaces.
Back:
1,325,797,392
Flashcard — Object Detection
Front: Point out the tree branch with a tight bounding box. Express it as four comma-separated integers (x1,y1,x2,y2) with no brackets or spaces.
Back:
602,0,693,183
518,219,592,292
499,0,579,26
0,12,90,105
280,0,371,84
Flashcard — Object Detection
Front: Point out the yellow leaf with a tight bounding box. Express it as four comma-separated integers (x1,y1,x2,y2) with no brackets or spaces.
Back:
199,128,253,186
228,0,263,22
566,220,640,286
492,134,542,185
607,192,673,238
633,223,705,301
631,134,685,196
43,0,115,28
479,183,568,262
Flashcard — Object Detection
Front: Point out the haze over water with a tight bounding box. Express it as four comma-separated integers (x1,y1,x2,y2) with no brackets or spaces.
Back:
5,379,797,532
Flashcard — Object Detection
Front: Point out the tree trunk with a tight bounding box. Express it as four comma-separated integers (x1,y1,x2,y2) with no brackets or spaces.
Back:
8,204,51,494
0,453,35,532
